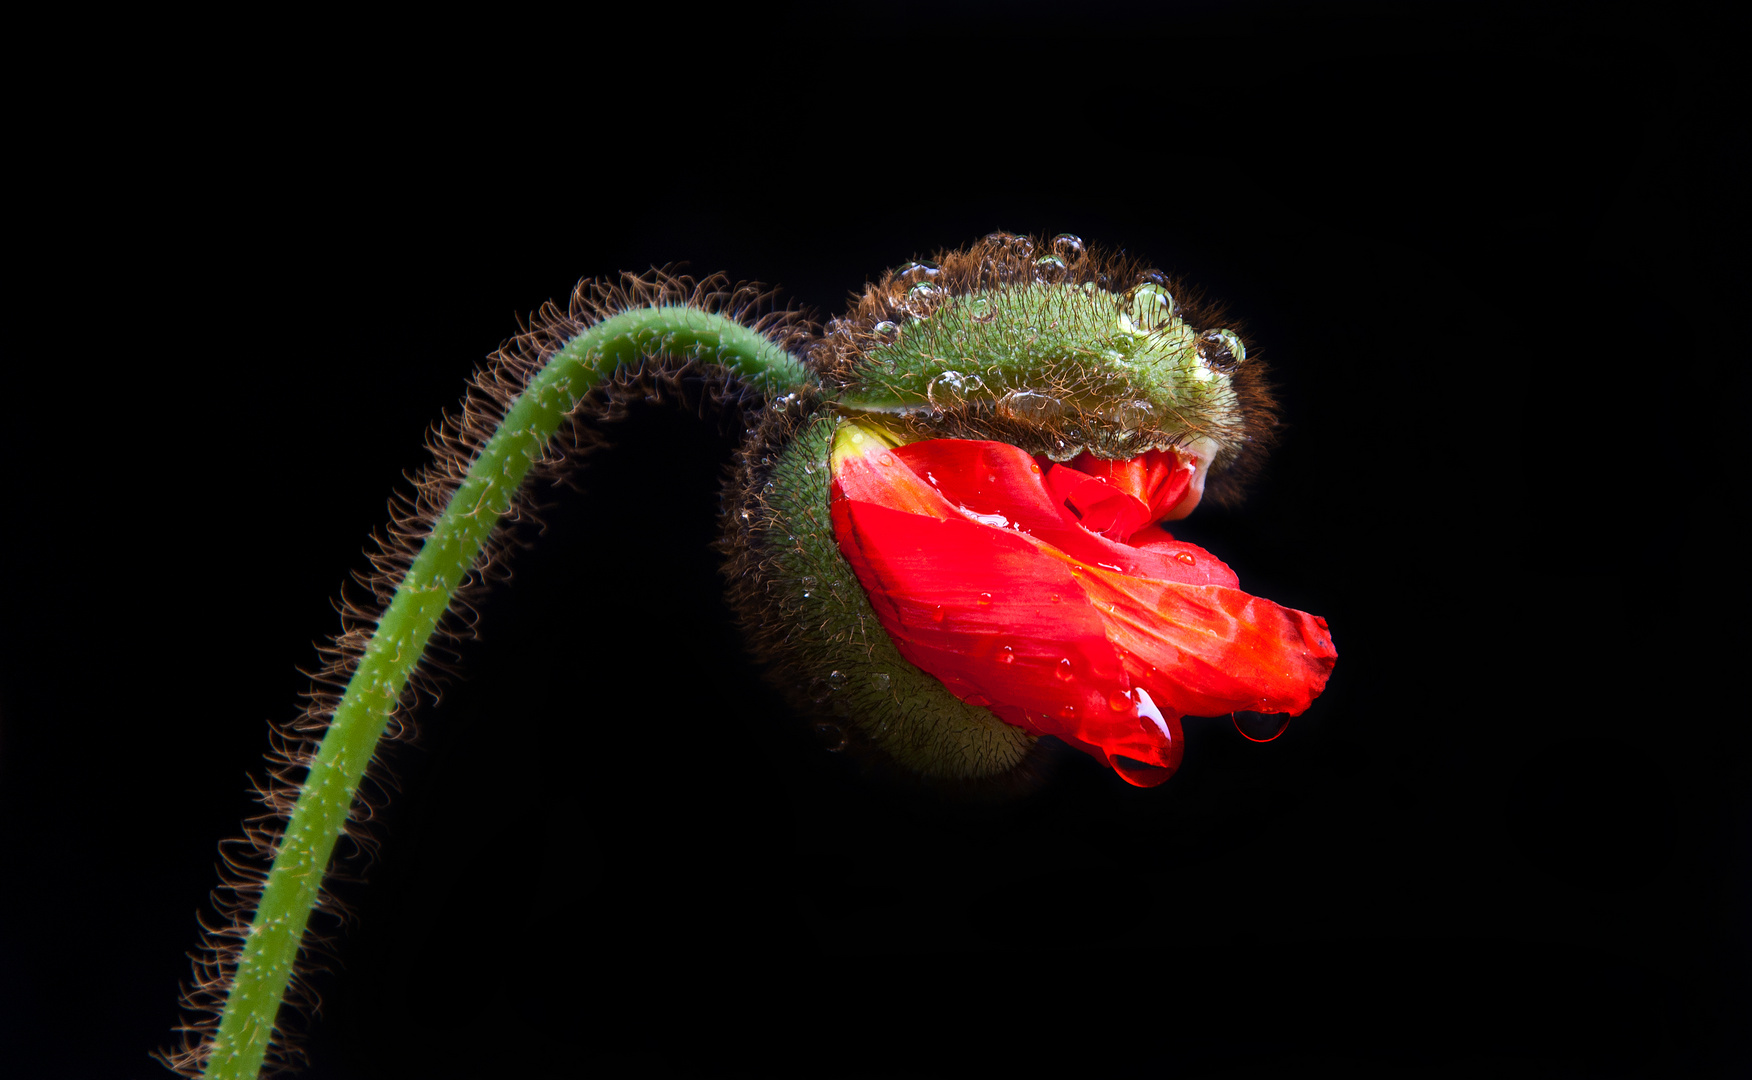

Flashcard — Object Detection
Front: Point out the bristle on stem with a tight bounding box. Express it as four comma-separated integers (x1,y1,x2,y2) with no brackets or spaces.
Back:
172,302,811,1080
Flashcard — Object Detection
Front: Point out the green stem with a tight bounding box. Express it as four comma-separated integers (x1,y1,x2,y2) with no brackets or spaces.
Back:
200,307,811,1080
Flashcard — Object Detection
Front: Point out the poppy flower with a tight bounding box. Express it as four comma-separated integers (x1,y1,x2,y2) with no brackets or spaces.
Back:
829,417,1336,787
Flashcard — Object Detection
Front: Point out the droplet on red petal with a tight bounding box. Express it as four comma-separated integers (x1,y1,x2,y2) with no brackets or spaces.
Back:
930,605,945,623
1108,690,1132,711
1054,658,1074,680
1175,551,1196,565
997,646,1015,664
1232,710,1291,742
1059,704,1077,719
977,592,993,604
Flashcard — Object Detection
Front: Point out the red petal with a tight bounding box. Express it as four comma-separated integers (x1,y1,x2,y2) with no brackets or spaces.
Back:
1053,450,1195,541
892,440,1237,587
829,425,1335,788
1066,563,1338,719
830,498,1131,739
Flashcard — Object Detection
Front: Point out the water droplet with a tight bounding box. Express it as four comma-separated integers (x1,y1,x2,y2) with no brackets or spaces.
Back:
984,231,1033,256
927,369,968,406
1121,283,1176,333
1232,710,1291,743
1108,690,1133,712
978,592,993,604
965,693,993,707
906,281,944,316
849,430,865,444
1112,399,1155,428
1049,593,1062,603
800,575,817,597
814,721,848,751
997,646,1015,665
930,605,946,623
1174,551,1196,565
878,452,896,467
871,671,892,691
1051,233,1085,263
872,320,900,343
1059,704,1077,719
1136,268,1168,288
895,260,940,284
1034,254,1067,281
828,670,848,690
1055,658,1074,681
1197,328,1246,373
997,388,1064,421
967,295,996,323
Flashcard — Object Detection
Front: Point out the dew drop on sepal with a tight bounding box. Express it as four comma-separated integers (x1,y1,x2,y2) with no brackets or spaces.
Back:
1197,328,1245,373
1034,254,1067,281
1051,233,1085,262
872,320,900,343
895,261,940,284
1120,283,1176,333
997,388,1064,421
1111,399,1154,428
906,281,945,316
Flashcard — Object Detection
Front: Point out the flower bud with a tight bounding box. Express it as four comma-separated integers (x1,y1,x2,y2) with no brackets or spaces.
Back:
721,235,1333,786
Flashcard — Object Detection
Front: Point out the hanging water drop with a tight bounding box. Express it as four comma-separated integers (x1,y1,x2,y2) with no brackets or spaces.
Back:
1232,710,1291,743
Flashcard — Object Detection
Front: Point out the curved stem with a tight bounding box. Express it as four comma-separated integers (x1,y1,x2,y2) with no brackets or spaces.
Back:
200,307,811,1079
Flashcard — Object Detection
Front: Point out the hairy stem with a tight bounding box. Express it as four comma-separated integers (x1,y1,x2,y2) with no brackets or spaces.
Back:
199,307,810,1080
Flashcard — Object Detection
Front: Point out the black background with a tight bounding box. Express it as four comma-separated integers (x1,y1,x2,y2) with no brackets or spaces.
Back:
3,3,1745,1077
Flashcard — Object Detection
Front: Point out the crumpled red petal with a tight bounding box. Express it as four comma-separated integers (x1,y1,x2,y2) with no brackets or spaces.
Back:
1042,450,1195,541
830,428,1335,787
